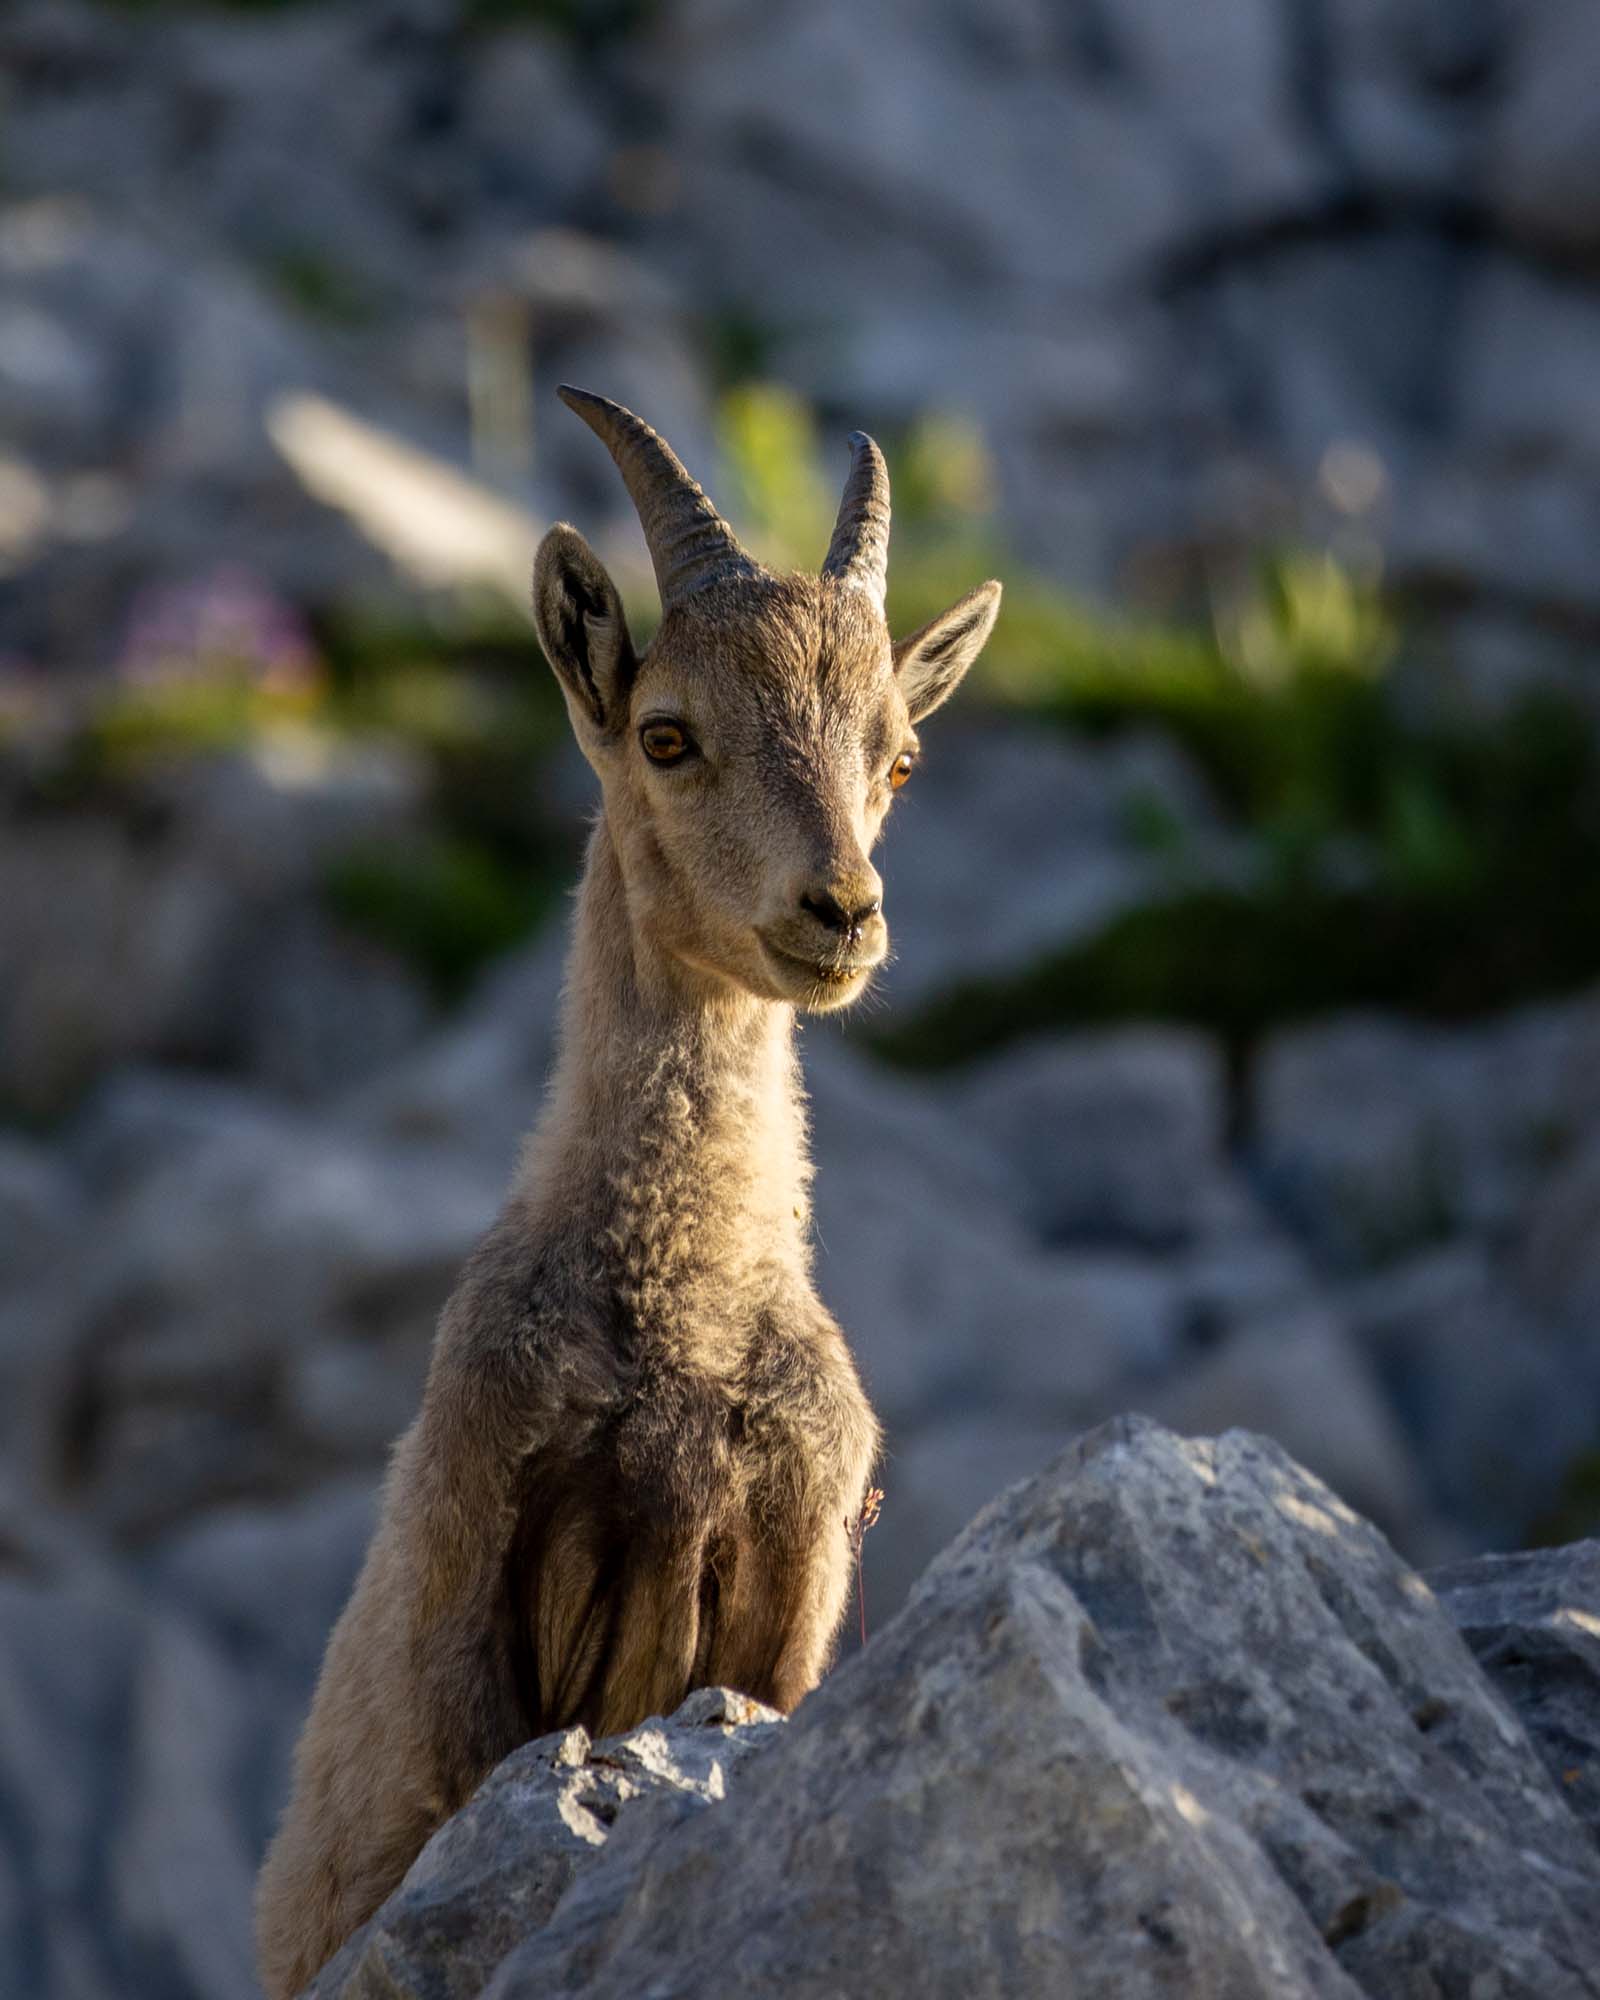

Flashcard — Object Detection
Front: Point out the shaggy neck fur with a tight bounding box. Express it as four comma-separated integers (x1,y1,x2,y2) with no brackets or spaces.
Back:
517,817,812,1364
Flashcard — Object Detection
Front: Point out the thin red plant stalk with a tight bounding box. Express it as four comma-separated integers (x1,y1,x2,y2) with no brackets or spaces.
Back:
846,1487,885,1648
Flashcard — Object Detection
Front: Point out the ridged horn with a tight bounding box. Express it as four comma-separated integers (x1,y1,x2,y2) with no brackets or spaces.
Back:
556,385,760,609
821,430,890,612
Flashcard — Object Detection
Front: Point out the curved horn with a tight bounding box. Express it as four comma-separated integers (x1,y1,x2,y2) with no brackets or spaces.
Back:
557,385,760,609
821,430,890,612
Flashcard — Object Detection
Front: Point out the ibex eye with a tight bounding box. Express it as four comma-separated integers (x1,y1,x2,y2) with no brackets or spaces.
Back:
889,753,915,791
640,720,690,764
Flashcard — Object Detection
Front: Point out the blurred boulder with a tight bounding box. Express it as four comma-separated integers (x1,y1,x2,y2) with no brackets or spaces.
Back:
67,1067,295,1197
958,1025,1231,1247
638,0,1321,310
1193,227,1462,489
1255,1017,1459,1267
1168,1221,1319,1348
814,1151,1181,1428
1458,258,1600,473
1339,1245,1595,1548
233,908,432,1102
1254,1000,1599,1268
0,1133,81,1286
0,186,384,661
0,1571,155,2000
110,1612,262,2000
865,1411,1070,1618
147,1480,376,1694
12,1120,501,1538
0,741,431,1117
1138,1305,1434,1556
6,0,1600,681
463,32,611,223
1519,1131,1600,1341
146,1482,379,1859
809,1041,1183,1426
1486,0,1600,258
0,198,182,465
0,1464,91,1582
1320,0,1491,202
0,1481,382,2000
0,813,237,1120
343,928,567,1165
154,741,428,899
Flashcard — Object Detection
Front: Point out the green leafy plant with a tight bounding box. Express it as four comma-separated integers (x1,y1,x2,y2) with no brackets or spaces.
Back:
322,833,558,1001
262,247,376,329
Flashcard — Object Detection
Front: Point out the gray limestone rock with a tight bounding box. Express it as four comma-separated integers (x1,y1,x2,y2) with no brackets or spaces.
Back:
1520,1132,1600,1342
1340,1245,1596,1547
306,1688,784,2000
1254,1002,1600,1269
0,1134,81,1287
959,1025,1232,1248
1431,1539,1600,1851
11,1120,502,1538
301,1421,1600,1999
1486,0,1600,258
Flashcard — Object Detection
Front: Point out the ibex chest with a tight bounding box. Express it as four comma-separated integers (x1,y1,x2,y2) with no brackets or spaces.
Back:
602,1306,871,1527
509,1307,875,1732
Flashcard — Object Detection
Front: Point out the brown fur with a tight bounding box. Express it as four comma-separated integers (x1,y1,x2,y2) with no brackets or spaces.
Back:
255,442,1000,1997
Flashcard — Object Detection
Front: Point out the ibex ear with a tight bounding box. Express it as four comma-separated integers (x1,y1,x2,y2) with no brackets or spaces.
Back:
893,580,1002,722
532,524,637,734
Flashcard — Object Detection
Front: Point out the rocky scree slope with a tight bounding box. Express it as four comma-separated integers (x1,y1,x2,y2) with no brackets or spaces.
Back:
306,1417,1600,2000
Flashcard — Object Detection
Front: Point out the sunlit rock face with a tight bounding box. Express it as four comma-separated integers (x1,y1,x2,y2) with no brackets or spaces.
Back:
302,1419,1600,2000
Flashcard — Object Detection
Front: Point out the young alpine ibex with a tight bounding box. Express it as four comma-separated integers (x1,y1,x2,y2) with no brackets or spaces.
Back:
255,387,1001,1996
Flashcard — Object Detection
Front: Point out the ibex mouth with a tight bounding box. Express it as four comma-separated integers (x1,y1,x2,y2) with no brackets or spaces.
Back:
760,937,881,1000
766,944,871,982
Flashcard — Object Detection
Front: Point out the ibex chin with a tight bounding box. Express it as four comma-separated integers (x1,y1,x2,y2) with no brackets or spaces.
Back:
255,387,1001,1996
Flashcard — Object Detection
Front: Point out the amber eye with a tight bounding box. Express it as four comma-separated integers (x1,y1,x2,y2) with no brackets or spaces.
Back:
640,720,690,764
889,753,915,791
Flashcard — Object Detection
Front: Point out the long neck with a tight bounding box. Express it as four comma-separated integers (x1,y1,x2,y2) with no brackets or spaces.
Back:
516,818,813,1352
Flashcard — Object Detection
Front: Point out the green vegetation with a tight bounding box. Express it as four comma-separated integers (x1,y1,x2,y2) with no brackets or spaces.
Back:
323,832,558,1000
717,385,837,575
262,247,376,330
312,607,576,993
29,593,577,997
703,311,786,396
76,676,314,770
1530,1449,1600,1548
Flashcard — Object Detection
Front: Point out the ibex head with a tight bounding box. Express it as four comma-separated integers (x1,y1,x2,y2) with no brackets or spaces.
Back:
533,387,1001,1012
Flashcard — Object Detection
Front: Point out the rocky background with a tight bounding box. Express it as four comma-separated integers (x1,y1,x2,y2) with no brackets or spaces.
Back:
4,2,1600,1995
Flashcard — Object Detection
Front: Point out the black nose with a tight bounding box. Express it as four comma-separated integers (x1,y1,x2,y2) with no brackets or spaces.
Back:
800,889,882,937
